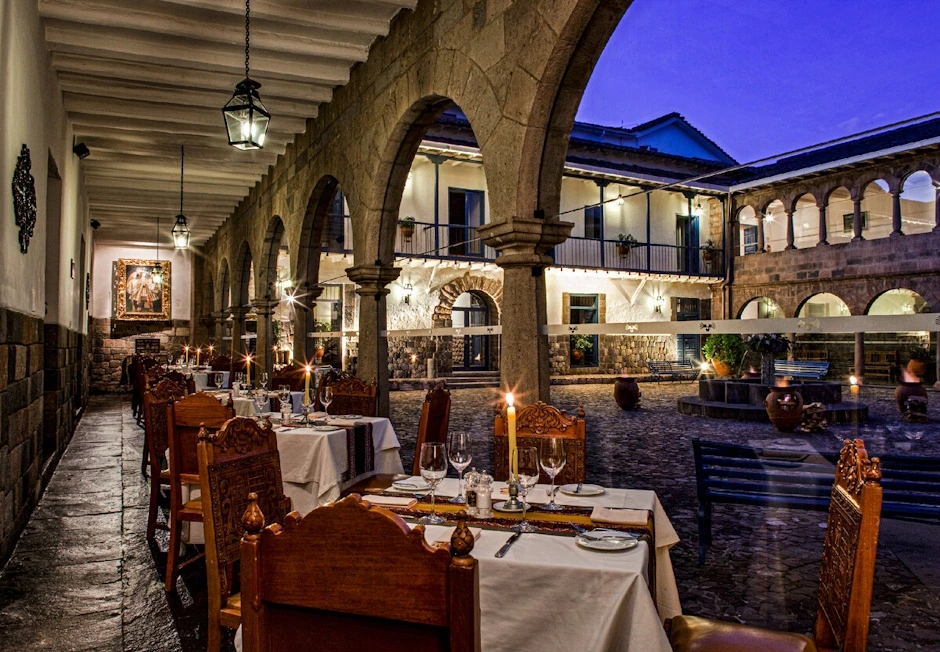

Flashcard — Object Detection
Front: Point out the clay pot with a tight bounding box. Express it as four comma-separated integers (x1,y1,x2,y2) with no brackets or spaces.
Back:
711,359,733,377
614,376,641,410
895,380,927,415
617,244,630,259
400,223,415,239
764,386,804,432
907,360,928,379
571,349,583,362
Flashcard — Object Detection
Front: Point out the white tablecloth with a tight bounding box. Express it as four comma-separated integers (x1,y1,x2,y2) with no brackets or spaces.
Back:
193,371,230,391
235,477,678,652
227,392,305,416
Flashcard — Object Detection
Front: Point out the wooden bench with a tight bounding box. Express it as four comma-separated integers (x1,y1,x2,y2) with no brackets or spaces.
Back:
865,350,898,383
773,360,830,380
692,438,940,564
647,360,697,383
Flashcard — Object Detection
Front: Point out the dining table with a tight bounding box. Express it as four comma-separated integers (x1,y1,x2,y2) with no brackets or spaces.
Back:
234,477,680,652
192,370,230,391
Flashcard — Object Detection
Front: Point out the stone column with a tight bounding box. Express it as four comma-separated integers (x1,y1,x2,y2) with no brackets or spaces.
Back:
252,299,279,382
852,197,864,242
228,306,250,369
935,332,940,389
816,203,829,246
211,311,228,353
756,215,766,252
933,182,940,232
478,217,573,406
854,332,865,385
347,264,401,417
295,282,324,364
891,187,904,237
785,209,796,250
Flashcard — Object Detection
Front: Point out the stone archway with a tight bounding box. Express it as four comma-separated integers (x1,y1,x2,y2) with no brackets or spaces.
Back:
433,275,503,327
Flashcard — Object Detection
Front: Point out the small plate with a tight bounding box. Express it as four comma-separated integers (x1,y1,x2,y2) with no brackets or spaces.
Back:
560,484,605,497
575,531,638,552
393,480,430,492
492,501,530,513
339,414,363,419
309,425,337,432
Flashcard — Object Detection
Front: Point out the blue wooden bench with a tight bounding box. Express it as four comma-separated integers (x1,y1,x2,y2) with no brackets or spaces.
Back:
647,360,697,383
692,438,940,564
774,360,830,380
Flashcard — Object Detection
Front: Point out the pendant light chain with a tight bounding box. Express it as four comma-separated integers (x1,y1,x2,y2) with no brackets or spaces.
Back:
245,0,251,79
179,145,185,215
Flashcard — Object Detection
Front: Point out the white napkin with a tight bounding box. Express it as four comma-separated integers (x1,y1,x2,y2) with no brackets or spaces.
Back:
590,506,649,527
364,495,417,508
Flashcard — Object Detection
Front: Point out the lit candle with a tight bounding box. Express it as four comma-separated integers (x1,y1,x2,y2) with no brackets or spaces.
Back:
195,347,201,366
506,392,517,476
849,375,859,397
208,344,214,358
183,345,189,365
304,365,312,406
245,355,251,387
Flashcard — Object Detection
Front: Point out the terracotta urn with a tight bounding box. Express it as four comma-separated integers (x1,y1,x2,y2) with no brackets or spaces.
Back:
764,386,804,432
711,359,733,377
614,376,641,410
895,380,927,415
907,359,928,379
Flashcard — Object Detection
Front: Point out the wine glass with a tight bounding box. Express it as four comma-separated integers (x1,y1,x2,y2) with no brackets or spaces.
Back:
260,372,269,391
322,386,333,416
214,373,224,391
448,432,473,504
419,442,448,525
540,438,567,511
513,446,540,532
253,390,269,417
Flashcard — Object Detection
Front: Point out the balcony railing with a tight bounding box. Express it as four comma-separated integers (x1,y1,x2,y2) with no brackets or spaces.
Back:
323,217,723,276
552,236,724,277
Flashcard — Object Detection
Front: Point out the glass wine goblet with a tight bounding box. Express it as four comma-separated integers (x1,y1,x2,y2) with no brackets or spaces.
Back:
540,437,567,511
214,373,224,391
253,390,269,417
448,432,473,504
513,446,540,532
260,372,269,391
322,386,333,417
419,442,448,525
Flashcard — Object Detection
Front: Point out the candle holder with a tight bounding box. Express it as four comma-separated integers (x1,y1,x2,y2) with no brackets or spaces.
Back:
502,478,523,511
301,402,311,425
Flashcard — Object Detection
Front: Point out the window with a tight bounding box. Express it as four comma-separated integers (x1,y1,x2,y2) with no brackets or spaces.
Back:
742,225,758,254
569,294,599,367
448,188,485,256
584,206,602,240
322,189,346,252
842,211,868,233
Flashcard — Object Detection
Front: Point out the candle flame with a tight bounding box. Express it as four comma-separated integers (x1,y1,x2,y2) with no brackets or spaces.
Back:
506,392,514,408
305,365,312,373
849,375,858,386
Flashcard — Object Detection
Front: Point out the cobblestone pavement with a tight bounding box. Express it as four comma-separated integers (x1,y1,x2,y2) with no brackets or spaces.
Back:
0,386,937,651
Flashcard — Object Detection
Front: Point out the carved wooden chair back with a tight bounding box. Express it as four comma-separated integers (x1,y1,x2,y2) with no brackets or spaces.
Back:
142,378,186,539
210,355,231,371
813,438,882,652
318,371,378,416
412,383,452,475
167,393,235,482
494,401,586,484
132,356,160,421
197,416,291,652
161,370,195,394
239,494,480,652
271,364,304,392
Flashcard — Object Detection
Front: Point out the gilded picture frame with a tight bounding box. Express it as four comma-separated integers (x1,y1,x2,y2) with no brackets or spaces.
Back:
116,258,171,321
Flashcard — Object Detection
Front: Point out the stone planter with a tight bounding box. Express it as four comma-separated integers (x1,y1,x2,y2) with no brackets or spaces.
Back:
760,353,776,386
895,380,928,416
614,376,641,410
764,386,804,432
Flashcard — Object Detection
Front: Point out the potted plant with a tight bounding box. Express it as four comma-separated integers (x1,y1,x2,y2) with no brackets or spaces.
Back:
570,334,594,363
399,216,416,240
907,345,930,379
313,320,331,362
702,239,720,266
702,334,746,377
745,333,791,385
616,233,639,258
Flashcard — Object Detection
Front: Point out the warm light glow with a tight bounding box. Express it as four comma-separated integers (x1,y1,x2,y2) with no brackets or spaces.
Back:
505,392,514,408
410,354,417,363
764,213,774,222
849,375,858,386
183,345,189,352
699,362,710,371
304,365,312,373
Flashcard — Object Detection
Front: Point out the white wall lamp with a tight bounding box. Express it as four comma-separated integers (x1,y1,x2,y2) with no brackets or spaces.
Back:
654,295,664,313
403,282,413,304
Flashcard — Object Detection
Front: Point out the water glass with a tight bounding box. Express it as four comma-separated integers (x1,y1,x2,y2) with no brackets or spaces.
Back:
419,442,448,525
214,373,224,391
448,432,473,504
540,438,567,511
512,446,540,532
322,386,333,416
260,372,269,391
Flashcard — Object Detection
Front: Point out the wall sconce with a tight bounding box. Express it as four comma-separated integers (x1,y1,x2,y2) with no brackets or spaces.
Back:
654,295,664,313
72,143,90,159
403,282,413,304
616,196,624,206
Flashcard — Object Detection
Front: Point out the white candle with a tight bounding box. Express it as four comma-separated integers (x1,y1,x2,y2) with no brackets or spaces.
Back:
246,355,251,387
304,365,312,406
506,392,517,476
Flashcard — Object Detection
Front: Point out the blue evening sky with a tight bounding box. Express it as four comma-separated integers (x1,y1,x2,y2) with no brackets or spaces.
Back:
577,0,940,163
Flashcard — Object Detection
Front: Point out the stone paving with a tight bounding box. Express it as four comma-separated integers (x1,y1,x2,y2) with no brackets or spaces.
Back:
0,384,937,651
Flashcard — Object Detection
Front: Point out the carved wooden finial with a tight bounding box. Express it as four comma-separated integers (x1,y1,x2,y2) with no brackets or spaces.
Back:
227,391,234,406
243,492,265,539
197,424,211,441
261,414,273,431
450,510,475,562
836,438,882,495
577,404,585,419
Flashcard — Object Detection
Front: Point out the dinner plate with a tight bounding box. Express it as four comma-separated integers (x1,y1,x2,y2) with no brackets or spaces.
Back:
559,484,605,497
392,480,430,492
335,414,362,419
575,530,638,552
492,501,530,513
310,425,337,432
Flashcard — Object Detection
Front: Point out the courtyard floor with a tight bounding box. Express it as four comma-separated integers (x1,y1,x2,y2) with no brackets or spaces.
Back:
0,382,938,650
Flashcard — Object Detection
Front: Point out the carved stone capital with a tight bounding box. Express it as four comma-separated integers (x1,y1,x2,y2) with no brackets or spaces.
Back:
228,305,251,319
347,264,401,297
251,299,280,316
477,218,573,269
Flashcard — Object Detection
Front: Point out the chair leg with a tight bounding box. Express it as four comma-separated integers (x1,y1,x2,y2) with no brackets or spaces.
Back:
165,515,181,591
147,477,159,540
697,501,710,566
141,431,150,476
207,613,221,652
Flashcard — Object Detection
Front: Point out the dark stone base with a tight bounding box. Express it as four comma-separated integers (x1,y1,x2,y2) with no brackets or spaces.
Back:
677,395,868,424
699,379,842,406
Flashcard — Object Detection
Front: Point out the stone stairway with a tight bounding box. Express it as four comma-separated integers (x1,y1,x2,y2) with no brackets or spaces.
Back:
443,370,501,389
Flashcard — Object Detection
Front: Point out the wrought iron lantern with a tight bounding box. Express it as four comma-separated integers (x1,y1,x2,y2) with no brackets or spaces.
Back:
222,0,270,150
172,145,191,248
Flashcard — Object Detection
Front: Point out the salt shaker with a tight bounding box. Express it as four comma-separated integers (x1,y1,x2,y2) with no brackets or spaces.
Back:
476,469,493,518
464,468,479,517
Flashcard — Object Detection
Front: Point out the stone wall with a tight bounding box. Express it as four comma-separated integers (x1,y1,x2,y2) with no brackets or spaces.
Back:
550,334,676,375
42,324,86,472
388,336,446,379
90,318,190,393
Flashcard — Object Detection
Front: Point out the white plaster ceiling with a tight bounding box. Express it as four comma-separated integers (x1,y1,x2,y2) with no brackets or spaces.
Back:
39,0,416,245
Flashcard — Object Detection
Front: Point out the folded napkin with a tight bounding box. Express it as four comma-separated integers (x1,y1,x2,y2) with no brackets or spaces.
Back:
432,527,482,548
591,506,649,527
365,495,417,508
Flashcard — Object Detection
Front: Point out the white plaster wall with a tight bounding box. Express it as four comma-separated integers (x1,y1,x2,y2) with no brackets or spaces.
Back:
400,157,491,225
0,0,92,327
92,243,192,320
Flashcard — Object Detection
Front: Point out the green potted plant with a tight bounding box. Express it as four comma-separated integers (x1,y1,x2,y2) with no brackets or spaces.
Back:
702,334,746,377
702,239,720,265
313,319,332,362
745,333,792,385
570,333,594,363
907,345,930,378
399,216,416,240
616,233,639,258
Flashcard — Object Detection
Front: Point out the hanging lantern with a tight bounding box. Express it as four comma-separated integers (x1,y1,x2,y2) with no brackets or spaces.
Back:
172,145,191,248
222,0,270,150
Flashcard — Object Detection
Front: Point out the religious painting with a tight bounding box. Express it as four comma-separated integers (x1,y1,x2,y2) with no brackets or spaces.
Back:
115,258,171,321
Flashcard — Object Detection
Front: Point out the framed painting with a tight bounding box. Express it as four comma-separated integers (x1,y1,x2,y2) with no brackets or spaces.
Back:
115,258,171,321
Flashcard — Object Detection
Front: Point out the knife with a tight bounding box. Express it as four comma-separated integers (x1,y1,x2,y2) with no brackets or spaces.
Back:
494,532,522,558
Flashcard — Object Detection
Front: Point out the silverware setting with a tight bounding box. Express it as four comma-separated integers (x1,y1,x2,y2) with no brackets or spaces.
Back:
495,532,522,558
573,481,584,494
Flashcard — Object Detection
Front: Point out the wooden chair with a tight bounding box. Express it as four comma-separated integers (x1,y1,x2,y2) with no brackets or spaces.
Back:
412,382,451,475
317,370,378,416
493,401,586,484
164,392,235,592
133,355,160,424
197,417,290,652
239,494,480,652
143,378,187,538
669,438,883,652
140,375,188,475
271,363,305,392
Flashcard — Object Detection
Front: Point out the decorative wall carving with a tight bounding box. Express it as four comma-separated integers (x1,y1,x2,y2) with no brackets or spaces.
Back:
12,144,37,254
